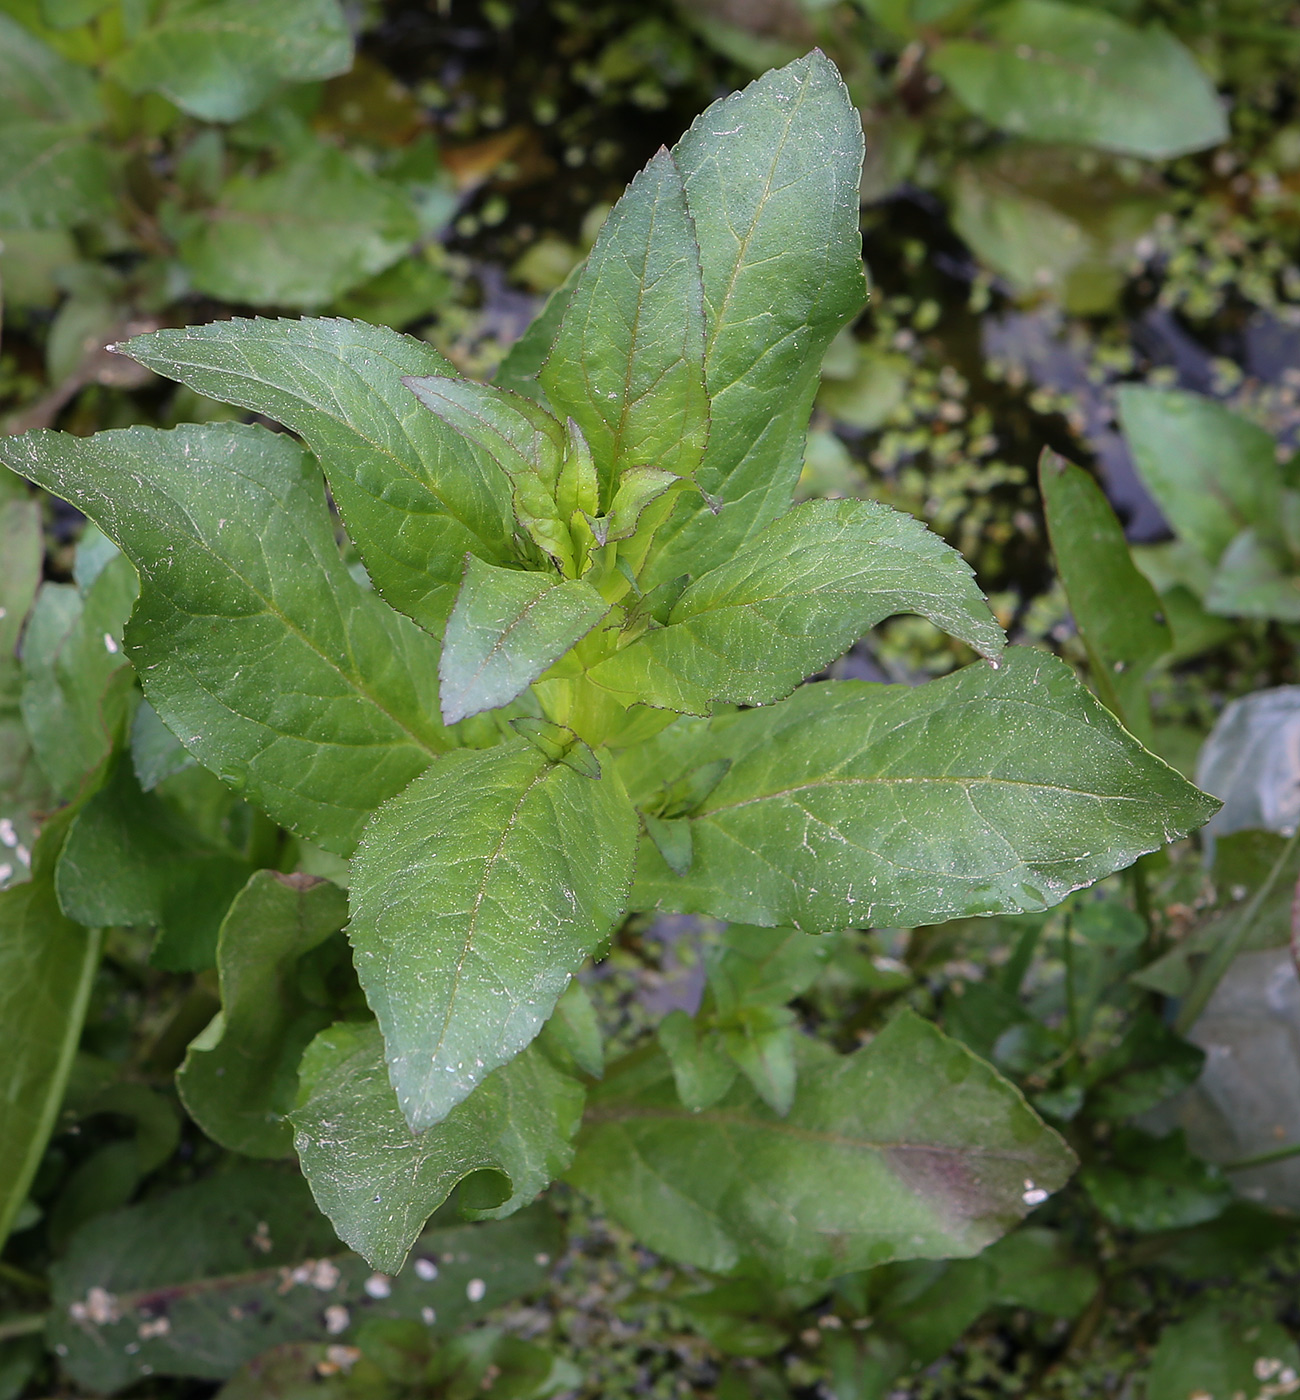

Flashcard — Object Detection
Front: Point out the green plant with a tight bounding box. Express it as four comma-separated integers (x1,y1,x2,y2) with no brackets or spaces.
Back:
0,50,1232,1396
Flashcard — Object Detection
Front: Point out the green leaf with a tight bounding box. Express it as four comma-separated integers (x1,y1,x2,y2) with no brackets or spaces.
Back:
1039,449,1171,741
589,498,1003,715
107,0,352,122
538,979,603,1079
120,317,516,635
131,699,196,791
0,422,448,854
642,52,867,589
55,758,255,971
292,1020,583,1272
180,144,419,309
982,1227,1098,1318
403,374,576,572
540,147,709,493
0,808,100,1248
349,739,637,1129
19,554,138,801
46,1163,559,1391
439,555,609,725
707,925,834,1009
178,871,349,1156
1080,1128,1232,1232
1146,1301,1299,1400
1117,387,1282,566
0,12,115,230
1205,528,1300,622
494,266,578,400
625,647,1218,930
0,489,41,660
595,466,680,544
569,1011,1076,1281
929,1,1226,160
658,1009,738,1111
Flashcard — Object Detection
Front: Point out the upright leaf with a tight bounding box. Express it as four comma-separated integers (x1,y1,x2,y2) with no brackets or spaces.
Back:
930,1,1226,160
350,739,637,1130
1116,389,1281,566
641,52,866,587
107,0,353,122
0,486,41,661
292,1020,584,1271
178,872,349,1156
1039,449,1171,740
540,147,709,493
55,758,254,971
0,12,115,230
568,1012,1076,1280
0,810,101,1247
626,648,1218,930
19,553,138,801
440,556,609,725
589,498,1003,715
121,318,515,634
0,422,447,854
180,144,419,310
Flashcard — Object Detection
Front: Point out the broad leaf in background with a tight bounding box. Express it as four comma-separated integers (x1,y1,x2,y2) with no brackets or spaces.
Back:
627,649,1218,929
540,147,710,492
107,0,352,121
0,422,448,853
589,498,1003,714
1204,528,1300,623
121,319,515,633
46,1164,559,1392
642,52,866,587
19,552,137,801
350,741,637,1129
569,1012,1075,1280
0,809,100,1247
180,144,420,309
0,12,115,229
1145,1301,1299,1400
1116,387,1282,566
439,556,610,724
293,1020,583,1271
55,759,254,970
179,871,349,1156
1039,449,1171,741
930,1,1226,160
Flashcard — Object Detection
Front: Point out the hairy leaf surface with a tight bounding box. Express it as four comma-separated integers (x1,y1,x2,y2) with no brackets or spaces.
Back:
627,648,1218,929
590,498,1003,714
440,556,609,724
568,1012,1076,1280
179,872,349,1157
293,1020,583,1271
642,52,866,587
122,318,515,632
540,147,709,492
350,740,637,1130
0,422,447,853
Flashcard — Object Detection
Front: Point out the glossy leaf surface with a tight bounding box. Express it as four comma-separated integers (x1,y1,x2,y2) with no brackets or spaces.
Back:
590,498,1003,714
931,1,1226,160
569,1012,1075,1280
121,318,515,633
179,872,349,1157
440,556,609,724
293,1020,583,1271
643,51,867,587
627,649,1218,929
350,740,637,1130
540,148,709,491
0,422,447,854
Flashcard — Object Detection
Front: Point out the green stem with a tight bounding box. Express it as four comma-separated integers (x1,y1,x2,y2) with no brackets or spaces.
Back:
0,1313,46,1342
1222,1140,1300,1173
1175,825,1300,1035
0,1261,47,1296
1062,914,1079,1049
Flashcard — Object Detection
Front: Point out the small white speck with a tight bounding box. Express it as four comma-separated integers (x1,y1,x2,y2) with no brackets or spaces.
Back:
466,1278,486,1303
534,1253,550,1267
414,1258,438,1281
363,1274,391,1299
15,845,29,867
0,819,15,847
324,1304,350,1335
103,633,119,654
421,1306,436,1325
137,1317,170,1340
1022,1178,1049,1207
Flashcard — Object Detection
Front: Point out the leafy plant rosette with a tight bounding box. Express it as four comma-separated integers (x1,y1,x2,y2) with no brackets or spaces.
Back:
0,51,1217,1292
